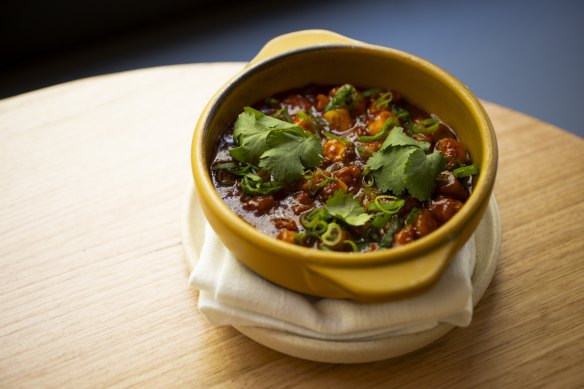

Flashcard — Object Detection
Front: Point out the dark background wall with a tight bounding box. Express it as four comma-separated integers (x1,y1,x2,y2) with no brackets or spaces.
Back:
2,0,583,137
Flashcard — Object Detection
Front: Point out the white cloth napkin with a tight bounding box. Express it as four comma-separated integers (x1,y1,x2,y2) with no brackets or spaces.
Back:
189,223,475,341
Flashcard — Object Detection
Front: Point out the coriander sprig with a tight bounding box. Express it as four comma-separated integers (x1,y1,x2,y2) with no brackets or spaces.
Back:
366,127,444,200
230,107,323,184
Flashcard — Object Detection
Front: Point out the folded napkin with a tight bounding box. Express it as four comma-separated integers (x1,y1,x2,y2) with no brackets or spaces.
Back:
189,223,476,341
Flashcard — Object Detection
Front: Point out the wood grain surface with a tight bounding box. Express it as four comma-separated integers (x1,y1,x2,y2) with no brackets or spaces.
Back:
0,63,582,388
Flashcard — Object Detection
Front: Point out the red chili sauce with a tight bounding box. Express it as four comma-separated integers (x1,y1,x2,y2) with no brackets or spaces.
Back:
210,84,477,252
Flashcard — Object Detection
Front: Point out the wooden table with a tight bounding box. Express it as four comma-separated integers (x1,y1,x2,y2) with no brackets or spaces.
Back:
1,63,583,388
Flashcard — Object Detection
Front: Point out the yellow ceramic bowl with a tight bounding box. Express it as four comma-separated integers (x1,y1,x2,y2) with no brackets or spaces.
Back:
191,30,497,302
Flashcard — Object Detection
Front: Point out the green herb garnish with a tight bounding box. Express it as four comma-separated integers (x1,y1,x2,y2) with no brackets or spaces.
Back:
321,223,343,246
380,216,399,247
300,208,330,229
272,107,293,122
368,195,405,215
392,105,410,121
356,146,374,158
230,107,323,184
259,129,323,183
375,92,393,109
362,88,383,98
371,212,391,229
324,84,362,112
240,176,283,195
303,170,338,194
313,220,329,235
296,110,311,121
367,127,444,200
324,190,371,226
322,130,352,146
212,161,240,172
405,208,420,225
265,97,280,107
412,118,440,133
453,164,480,178
343,240,359,252
362,168,375,187
214,162,284,195
357,118,396,142
379,126,430,151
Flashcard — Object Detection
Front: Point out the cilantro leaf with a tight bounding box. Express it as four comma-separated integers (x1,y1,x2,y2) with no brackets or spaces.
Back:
259,129,322,183
243,107,298,129
367,127,444,200
404,149,445,200
230,140,267,164
380,127,430,152
325,191,371,226
230,107,314,166
297,135,323,168
230,111,271,163
367,147,417,194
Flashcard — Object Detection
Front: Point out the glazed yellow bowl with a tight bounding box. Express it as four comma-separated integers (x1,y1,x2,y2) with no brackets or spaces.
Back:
191,30,497,302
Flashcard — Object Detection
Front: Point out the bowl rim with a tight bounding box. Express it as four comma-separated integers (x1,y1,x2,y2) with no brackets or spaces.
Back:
192,43,497,267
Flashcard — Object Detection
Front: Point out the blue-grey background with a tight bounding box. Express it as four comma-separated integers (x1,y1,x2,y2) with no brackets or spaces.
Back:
2,0,583,137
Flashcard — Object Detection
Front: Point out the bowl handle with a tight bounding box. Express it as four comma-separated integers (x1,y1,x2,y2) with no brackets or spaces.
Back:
248,30,364,66
305,242,460,302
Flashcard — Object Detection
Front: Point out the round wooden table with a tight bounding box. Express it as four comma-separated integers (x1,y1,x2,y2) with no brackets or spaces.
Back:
1,63,582,388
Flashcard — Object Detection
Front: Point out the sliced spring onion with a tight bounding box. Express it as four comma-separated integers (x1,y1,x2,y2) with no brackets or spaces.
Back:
412,118,440,133
295,231,316,246
272,107,293,123
324,84,361,112
320,223,342,247
310,111,328,131
375,91,393,109
356,146,373,158
296,110,311,121
314,176,337,193
453,164,480,178
240,176,283,195
405,207,420,226
295,232,307,245
357,118,396,142
215,169,236,185
296,110,320,132
213,162,268,187
265,97,280,107
313,220,329,235
300,208,327,229
212,162,256,177
392,105,410,121
343,240,359,252
379,216,399,247
322,130,352,146
373,195,405,215
362,171,375,187
304,170,337,194
362,88,383,98
212,161,238,171
371,212,391,229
